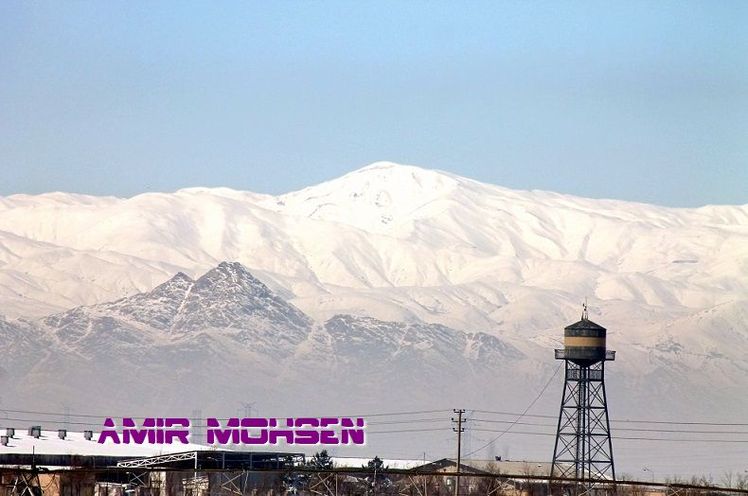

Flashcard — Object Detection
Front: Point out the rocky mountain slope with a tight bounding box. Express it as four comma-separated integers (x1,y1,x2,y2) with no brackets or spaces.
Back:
0,162,746,475
7,261,524,412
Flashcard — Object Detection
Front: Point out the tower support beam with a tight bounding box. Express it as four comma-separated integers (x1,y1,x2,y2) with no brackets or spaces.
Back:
551,360,615,493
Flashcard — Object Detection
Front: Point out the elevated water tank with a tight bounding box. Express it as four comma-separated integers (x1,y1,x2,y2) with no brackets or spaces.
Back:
555,318,615,366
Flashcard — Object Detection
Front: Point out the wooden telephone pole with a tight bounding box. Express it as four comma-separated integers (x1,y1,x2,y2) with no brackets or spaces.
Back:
452,409,466,496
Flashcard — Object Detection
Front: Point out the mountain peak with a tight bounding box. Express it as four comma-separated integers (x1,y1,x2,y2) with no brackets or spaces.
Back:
284,161,460,198
273,162,462,230
174,262,313,337
147,271,195,300
216,260,247,273
348,161,459,183
355,160,429,172
171,271,194,284
199,261,262,287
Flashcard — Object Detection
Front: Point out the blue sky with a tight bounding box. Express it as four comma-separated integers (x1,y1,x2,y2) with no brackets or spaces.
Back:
1,1,746,206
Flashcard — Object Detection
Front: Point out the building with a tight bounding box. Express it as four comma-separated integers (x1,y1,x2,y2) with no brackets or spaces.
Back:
411,458,572,496
0,427,303,496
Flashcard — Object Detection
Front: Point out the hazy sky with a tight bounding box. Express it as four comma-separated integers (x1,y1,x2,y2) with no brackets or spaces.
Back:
1,1,746,207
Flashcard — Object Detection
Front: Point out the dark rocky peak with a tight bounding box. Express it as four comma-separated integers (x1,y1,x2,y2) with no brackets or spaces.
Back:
191,261,272,299
150,271,194,296
39,263,313,360
41,270,196,334
92,271,196,330
171,261,313,333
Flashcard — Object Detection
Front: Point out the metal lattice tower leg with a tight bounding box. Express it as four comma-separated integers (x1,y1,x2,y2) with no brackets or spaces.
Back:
551,361,615,493
11,471,42,496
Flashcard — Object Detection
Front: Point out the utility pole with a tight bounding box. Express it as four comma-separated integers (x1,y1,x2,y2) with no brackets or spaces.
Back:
452,409,466,496
239,402,254,418
63,404,71,432
191,409,203,444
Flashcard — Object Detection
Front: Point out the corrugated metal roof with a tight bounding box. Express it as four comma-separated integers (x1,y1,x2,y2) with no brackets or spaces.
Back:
332,457,427,470
0,429,213,458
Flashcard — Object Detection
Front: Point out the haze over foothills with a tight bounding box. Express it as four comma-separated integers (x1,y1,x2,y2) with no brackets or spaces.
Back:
1,0,747,482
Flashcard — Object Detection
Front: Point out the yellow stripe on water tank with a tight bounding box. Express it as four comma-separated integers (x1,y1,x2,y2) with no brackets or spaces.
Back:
564,336,606,347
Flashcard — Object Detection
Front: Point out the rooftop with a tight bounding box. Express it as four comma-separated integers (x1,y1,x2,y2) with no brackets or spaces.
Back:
0,428,212,458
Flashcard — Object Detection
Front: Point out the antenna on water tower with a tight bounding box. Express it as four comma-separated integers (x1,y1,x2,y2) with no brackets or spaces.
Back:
582,298,588,320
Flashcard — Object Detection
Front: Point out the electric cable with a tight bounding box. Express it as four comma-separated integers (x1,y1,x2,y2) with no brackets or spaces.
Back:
462,363,563,458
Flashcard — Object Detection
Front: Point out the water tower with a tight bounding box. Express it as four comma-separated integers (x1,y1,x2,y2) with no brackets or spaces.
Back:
550,304,616,489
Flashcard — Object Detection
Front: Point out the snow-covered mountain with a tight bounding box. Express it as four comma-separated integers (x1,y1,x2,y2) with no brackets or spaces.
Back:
10,260,524,417
1,162,745,326
0,162,747,476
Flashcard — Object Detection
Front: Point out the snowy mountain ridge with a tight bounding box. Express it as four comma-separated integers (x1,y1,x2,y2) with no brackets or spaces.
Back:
1,162,746,326
0,162,747,474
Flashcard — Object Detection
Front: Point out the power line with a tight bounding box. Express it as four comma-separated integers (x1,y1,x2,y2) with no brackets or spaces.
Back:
463,363,562,458
367,428,444,435
613,419,748,427
471,418,748,435
4,406,748,431
473,409,556,419
0,416,100,427
9,414,742,437
342,409,452,418
473,409,748,427
0,409,111,419
0,408,452,420
4,416,746,445
470,428,748,443
471,418,555,426
367,417,447,426
614,427,748,435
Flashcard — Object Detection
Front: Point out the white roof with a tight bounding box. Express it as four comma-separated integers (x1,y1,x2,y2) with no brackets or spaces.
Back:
332,457,429,470
462,459,554,476
0,429,213,458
